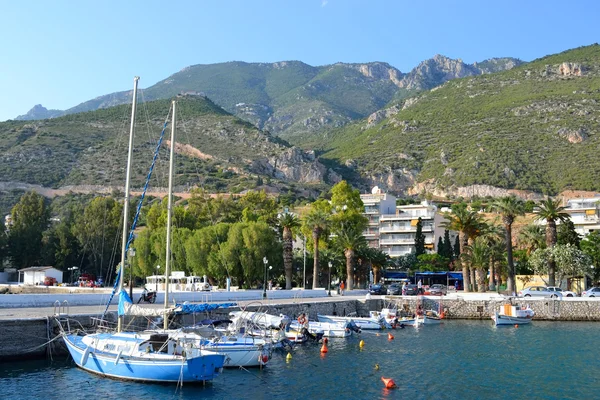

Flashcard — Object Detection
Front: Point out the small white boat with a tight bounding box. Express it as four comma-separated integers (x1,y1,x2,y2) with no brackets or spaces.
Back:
317,314,384,330
418,310,444,325
290,320,353,338
492,303,534,326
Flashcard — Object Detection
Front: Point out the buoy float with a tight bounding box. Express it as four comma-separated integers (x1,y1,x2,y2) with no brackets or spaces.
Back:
286,353,293,361
388,333,394,340
514,324,519,328
374,363,380,370
376,333,380,337
359,340,365,348
321,338,328,353
381,377,397,389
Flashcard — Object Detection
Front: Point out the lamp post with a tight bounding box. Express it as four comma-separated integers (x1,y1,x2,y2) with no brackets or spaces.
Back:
155,265,160,292
328,261,332,296
263,257,268,298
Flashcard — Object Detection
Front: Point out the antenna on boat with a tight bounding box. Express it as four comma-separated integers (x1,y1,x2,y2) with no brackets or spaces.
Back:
117,76,139,333
164,100,176,330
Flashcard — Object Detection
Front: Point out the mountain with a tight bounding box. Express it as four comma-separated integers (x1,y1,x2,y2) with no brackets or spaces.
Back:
14,56,521,143
0,95,337,195
315,44,600,197
15,104,64,120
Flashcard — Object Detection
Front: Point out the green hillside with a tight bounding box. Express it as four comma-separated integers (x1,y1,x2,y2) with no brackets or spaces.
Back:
0,96,330,194
317,45,600,194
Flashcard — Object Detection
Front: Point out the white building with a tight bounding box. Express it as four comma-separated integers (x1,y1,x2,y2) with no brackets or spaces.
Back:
379,201,448,257
360,188,453,258
360,187,397,249
18,266,63,285
563,197,600,236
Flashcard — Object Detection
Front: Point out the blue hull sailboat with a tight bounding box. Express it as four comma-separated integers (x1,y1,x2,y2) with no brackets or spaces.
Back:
62,78,225,383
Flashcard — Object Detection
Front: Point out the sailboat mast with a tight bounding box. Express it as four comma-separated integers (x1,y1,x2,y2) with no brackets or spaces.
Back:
163,100,176,330
117,76,139,333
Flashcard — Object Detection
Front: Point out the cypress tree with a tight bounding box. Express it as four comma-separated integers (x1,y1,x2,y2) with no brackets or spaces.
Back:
415,217,425,256
437,236,444,256
443,229,453,259
453,235,461,259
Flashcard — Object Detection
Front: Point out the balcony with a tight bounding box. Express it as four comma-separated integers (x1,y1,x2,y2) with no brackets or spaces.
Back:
381,212,435,221
380,225,434,233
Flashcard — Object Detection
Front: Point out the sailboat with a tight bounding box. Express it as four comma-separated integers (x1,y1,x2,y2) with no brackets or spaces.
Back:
61,77,226,383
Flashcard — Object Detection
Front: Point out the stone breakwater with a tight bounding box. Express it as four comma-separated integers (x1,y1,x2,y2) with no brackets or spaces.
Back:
2,296,600,361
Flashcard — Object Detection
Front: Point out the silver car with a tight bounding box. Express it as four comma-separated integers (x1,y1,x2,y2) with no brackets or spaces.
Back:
546,286,577,297
519,286,563,299
582,287,600,297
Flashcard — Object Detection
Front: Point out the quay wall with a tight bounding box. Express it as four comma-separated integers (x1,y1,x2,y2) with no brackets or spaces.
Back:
2,296,600,361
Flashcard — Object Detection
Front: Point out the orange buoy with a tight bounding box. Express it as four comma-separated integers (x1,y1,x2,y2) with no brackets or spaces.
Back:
440,312,446,319
388,333,394,340
381,377,397,389
514,324,519,328
321,343,328,353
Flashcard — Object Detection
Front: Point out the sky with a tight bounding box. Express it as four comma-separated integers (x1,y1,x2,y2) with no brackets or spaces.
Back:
1,0,599,122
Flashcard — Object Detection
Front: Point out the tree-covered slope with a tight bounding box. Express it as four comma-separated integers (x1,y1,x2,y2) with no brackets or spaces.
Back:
0,95,333,194
318,45,600,195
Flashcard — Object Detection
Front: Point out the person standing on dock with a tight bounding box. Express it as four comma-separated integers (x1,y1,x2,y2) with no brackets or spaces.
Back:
340,281,345,296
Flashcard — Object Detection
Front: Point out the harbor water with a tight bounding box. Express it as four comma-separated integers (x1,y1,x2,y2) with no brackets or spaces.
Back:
1,320,598,399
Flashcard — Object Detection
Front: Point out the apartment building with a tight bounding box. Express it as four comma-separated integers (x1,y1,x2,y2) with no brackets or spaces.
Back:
360,187,396,249
360,187,450,258
563,197,600,236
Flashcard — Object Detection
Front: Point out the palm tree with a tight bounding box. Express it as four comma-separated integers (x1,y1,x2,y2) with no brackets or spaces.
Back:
489,196,525,294
334,225,367,291
463,236,490,293
278,213,300,289
518,224,546,256
534,198,570,286
304,208,330,289
441,206,483,292
481,224,505,291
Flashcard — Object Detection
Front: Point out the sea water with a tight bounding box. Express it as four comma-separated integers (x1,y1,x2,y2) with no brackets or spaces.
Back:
1,320,598,399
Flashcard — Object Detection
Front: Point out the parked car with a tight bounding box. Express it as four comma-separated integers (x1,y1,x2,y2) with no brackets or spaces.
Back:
405,284,424,296
429,284,447,296
519,286,563,298
387,283,402,295
369,284,386,295
546,286,577,297
581,287,600,297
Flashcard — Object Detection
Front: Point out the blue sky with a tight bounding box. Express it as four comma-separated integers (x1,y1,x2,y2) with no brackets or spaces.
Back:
1,0,598,121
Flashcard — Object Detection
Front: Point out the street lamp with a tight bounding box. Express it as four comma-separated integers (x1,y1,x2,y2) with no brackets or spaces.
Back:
263,257,268,298
155,265,160,292
328,261,332,296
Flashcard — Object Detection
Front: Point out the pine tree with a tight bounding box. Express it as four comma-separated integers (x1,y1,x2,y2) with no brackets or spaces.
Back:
437,236,444,256
415,217,425,256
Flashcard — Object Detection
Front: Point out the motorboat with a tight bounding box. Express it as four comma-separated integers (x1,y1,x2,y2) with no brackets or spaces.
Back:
492,303,535,326
418,310,444,325
317,314,384,330
289,320,355,338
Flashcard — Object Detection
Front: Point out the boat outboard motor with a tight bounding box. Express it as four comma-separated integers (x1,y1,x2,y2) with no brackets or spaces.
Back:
346,320,361,333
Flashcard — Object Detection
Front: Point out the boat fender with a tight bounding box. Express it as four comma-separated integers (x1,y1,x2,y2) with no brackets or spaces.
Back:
114,350,123,365
81,347,91,365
